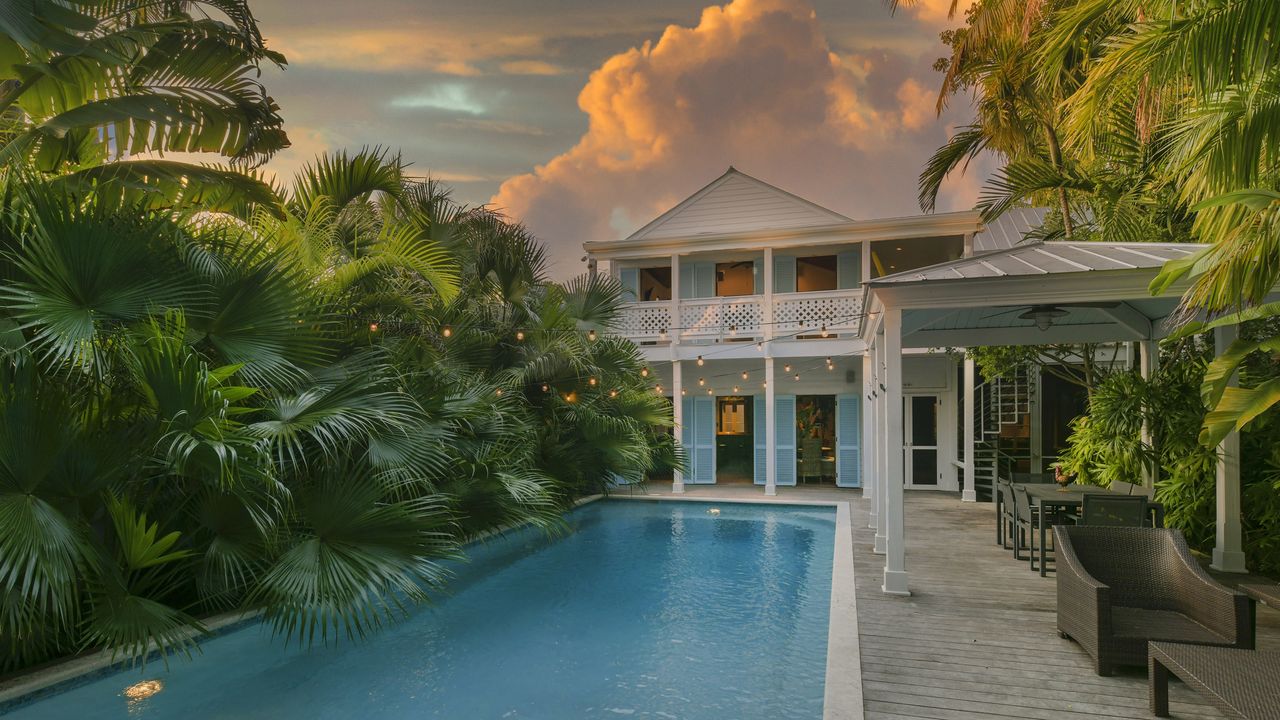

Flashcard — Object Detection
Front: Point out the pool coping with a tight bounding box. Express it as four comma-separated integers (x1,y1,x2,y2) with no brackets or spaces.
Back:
607,494,864,720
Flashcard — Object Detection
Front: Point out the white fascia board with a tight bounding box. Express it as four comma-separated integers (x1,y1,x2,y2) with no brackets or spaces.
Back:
583,211,982,261
905,323,1148,348
868,269,1194,311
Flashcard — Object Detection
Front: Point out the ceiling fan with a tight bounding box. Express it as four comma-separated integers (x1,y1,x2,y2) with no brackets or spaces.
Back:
983,302,1121,331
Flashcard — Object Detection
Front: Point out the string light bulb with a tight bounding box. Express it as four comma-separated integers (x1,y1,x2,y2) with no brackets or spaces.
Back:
784,364,791,372
588,329,597,342
541,383,549,392
741,371,749,380
654,386,661,395
697,355,704,366
706,388,713,395
640,367,649,377
698,377,705,386
728,325,737,336
495,388,503,396
659,328,668,341
733,386,740,393
756,341,763,351
515,330,525,341
609,389,618,398
826,357,833,365
761,381,767,389
794,373,800,381
681,388,687,395
369,322,379,332
820,325,829,338
589,377,597,386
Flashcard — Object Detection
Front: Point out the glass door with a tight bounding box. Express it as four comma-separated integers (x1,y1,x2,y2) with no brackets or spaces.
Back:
904,394,940,487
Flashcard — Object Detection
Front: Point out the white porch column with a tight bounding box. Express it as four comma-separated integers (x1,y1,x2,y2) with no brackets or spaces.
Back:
1138,340,1159,488
1212,326,1246,572
672,358,684,494
882,307,909,595
863,352,877,525
762,247,774,342
765,355,777,496
962,355,977,502
874,335,888,554
669,254,680,341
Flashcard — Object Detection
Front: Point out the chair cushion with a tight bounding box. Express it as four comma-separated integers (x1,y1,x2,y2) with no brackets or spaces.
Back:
1110,606,1230,645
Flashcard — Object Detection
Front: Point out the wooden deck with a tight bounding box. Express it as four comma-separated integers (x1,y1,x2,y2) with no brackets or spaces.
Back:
852,491,1280,720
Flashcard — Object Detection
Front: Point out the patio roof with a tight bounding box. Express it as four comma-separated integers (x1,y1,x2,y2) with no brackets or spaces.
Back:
864,239,1209,348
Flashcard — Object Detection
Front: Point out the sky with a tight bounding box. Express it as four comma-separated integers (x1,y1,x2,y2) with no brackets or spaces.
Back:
251,0,985,278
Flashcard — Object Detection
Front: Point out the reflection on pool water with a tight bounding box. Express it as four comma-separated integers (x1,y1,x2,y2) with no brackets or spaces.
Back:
5,500,836,720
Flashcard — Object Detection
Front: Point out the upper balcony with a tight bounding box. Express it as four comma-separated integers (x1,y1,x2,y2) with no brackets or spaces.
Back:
616,289,863,344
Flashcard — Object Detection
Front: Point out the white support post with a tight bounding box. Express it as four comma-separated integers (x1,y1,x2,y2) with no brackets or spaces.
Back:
863,352,876,524
1212,326,1246,572
763,247,774,343
765,355,777,497
1139,340,1159,489
882,307,909,595
962,356,977,502
874,336,888,554
670,254,680,341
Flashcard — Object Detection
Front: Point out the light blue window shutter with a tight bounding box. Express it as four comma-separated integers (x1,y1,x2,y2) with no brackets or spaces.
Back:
753,395,767,485
680,396,694,477
775,395,797,486
837,251,861,290
753,258,763,294
619,267,639,301
774,256,796,293
679,263,695,299
836,394,861,487
693,395,716,483
693,262,716,298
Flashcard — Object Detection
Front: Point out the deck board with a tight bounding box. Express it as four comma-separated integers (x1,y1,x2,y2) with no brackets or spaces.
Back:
852,492,1280,720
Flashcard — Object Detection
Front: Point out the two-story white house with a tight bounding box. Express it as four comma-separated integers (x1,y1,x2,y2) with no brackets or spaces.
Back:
585,167,1038,495
585,166,1253,595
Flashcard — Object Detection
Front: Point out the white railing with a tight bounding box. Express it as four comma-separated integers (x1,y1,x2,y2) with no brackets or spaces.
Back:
774,290,863,335
616,289,863,343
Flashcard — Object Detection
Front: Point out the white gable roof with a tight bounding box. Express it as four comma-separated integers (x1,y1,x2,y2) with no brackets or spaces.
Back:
625,167,853,241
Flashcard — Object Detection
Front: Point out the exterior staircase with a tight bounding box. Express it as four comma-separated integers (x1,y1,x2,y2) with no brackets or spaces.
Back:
969,367,1035,501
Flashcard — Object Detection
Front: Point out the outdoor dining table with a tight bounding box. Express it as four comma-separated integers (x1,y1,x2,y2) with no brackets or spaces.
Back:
1017,482,1166,577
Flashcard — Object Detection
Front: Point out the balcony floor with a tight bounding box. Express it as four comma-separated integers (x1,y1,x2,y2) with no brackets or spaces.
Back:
612,483,1280,719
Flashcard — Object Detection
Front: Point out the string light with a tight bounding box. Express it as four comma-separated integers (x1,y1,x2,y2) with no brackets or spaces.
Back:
784,364,791,372
495,388,503,396
761,381,767,389
659,328,668,341
588,329,598,342
728,325,737,336
589,377,597,386
820,325,829,338
706,388,713,395
756,341,763,351
794,373,800,381
826,357,833,365
681,388,687,395
609,389,618,398
698,377,706,386
741,371,749,380
697,355,704,366
733,386,740,393
516,330,525,341
641,367,649,377
654,386,661,395
369,322,379,332
541,383,549,392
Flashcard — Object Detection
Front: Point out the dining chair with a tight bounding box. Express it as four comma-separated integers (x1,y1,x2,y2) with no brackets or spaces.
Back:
1080,494,1148,527
1013,485,1055,571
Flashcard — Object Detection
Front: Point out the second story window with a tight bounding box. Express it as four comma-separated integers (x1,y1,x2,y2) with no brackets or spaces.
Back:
716,262,756,297
639,267,671,301
796,255,837,292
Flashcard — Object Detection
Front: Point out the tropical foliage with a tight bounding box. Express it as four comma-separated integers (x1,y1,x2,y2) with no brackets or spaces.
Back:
914,0,1280,439
0,2,673,673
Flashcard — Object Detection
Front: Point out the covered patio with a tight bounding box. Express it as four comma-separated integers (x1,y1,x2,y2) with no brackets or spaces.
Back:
858,239,1251,596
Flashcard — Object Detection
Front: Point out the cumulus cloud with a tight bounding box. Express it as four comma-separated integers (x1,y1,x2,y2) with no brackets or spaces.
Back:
492,0,978,277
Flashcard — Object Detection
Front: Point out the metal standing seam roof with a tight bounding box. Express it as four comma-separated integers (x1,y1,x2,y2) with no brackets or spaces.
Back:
971,207,1049,252
870,240,1206,284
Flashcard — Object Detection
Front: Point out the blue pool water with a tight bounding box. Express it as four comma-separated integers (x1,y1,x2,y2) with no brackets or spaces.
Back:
6,500,836,719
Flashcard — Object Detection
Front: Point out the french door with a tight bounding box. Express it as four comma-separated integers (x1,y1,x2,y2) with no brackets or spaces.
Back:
904,394,941,488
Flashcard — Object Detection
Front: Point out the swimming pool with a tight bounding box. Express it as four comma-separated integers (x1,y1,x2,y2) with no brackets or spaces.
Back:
4,499,838,719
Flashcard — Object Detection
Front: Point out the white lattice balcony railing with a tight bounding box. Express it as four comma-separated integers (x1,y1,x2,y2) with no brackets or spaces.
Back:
774,290,863,335
614,289,862,343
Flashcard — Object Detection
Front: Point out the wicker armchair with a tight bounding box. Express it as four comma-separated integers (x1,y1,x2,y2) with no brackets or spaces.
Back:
1054,525,1254,676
